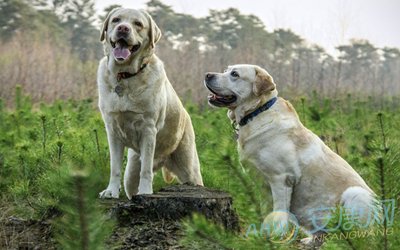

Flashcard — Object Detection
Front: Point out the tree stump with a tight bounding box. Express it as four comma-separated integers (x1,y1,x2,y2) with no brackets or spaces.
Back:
107,184,240,249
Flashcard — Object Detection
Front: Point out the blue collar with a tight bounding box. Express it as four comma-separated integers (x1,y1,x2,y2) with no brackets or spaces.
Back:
238,97,277,127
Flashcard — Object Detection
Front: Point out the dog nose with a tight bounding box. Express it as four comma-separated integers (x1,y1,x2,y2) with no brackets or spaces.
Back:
117,24,130,34
205,73,215,81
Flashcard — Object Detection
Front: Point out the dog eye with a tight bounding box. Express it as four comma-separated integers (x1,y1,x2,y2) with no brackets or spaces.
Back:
230,71,239,78
112,17,120,23
134,21,143,28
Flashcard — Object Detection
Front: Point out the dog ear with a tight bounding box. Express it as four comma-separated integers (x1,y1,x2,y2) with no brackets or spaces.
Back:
253,66,276,96
141,10,162,48
100,7,121,42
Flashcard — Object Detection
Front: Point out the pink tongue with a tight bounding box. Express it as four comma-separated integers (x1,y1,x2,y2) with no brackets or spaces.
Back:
113,45,131,60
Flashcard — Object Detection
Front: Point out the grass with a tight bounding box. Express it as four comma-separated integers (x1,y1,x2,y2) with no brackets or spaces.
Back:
0,88,399,249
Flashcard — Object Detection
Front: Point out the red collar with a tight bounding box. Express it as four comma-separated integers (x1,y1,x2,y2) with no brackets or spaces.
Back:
116,63,147,82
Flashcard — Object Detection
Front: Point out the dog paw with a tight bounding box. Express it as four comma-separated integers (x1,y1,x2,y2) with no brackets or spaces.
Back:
300,237,313,245
264,211,290,228
137,180,153,195
300,233,326,247
99,188,119,199
137,188,153,195
263,211,297,242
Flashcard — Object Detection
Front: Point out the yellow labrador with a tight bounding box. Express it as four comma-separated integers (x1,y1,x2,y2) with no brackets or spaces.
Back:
204,64,379,239
98,8,203,199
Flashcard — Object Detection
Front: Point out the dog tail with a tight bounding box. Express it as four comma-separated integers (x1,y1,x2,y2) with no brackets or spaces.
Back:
162,167,175,184
341,186,382,225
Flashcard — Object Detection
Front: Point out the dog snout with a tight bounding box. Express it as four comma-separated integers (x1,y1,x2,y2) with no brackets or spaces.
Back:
116,24,131,36
205,73,216,82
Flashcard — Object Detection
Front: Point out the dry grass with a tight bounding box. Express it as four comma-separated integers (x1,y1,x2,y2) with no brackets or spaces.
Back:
0,32,398,107
0,33,98,106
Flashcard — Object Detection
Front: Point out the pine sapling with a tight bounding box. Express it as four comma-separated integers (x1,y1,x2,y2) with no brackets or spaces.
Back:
54,166,114,250
74,172,89,250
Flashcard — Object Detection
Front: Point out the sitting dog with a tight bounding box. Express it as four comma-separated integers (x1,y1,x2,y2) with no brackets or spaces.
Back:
204,64,379,240
97,8,203,199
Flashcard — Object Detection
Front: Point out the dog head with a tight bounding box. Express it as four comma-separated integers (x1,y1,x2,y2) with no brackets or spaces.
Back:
100,8,161,64
204,64,277,109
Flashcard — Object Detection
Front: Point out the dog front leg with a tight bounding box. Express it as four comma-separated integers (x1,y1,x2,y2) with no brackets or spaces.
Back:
137,127,157,194
99,131,124,199
264,174,295,235
270,174,294,212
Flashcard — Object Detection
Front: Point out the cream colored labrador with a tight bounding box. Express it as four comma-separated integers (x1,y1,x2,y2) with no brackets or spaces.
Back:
204,64,380,240
97,8,203,199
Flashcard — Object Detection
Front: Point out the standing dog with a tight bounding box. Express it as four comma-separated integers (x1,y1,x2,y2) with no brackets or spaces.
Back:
97,8,203,199
204,64,379,239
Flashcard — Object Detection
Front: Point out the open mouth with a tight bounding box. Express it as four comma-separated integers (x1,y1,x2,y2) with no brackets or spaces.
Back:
206,84,237,107
111,38,141,61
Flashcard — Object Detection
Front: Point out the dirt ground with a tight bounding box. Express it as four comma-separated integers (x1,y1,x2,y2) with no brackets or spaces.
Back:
0,216,56,250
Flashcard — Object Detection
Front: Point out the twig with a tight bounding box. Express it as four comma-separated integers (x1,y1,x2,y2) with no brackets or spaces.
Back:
377,113,388,250
378,157,388,250
377,113,388,153
40,115,47,153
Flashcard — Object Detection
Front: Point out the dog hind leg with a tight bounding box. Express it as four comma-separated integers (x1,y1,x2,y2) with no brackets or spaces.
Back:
165,121,203,186
340,186,381,225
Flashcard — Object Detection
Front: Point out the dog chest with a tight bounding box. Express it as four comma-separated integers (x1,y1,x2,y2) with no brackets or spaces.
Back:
108,111,147,150
99,83,155,113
